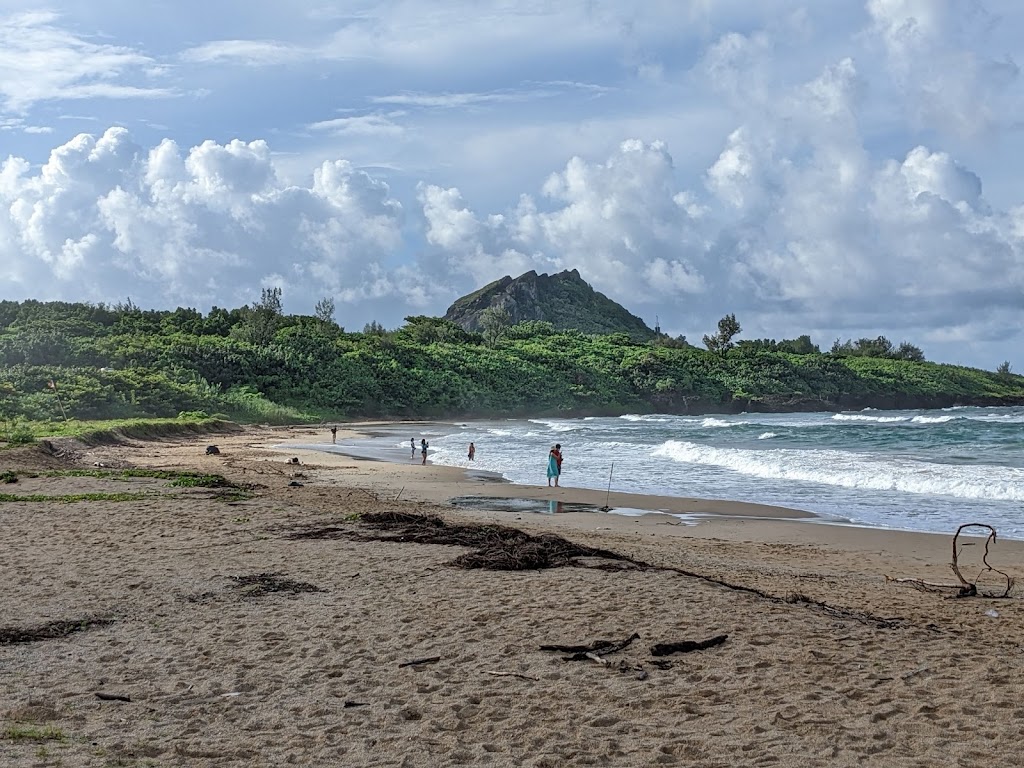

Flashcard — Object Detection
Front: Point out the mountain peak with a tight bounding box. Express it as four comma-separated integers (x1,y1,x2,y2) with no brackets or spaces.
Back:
444,269,655,339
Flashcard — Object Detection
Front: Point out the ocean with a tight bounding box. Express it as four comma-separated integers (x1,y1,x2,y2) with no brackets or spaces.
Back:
419,406,1024,539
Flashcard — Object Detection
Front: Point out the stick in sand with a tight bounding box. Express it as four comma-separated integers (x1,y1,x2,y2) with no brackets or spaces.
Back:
486,671,539,681
600,462,614,511
398,656,441,668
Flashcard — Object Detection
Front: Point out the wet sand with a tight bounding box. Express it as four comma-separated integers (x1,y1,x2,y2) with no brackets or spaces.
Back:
2,423,1024,767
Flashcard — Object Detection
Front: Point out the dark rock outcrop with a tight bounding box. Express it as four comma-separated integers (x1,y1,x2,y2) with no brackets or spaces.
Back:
444,269,656,339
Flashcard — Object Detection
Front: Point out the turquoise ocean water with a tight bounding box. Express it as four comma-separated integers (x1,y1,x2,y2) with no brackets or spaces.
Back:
418,406,1024,538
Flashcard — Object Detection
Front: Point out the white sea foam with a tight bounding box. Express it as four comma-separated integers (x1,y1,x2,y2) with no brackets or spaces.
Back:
757,432,777,440
527,419,581,432
701,417,748,428
620,414,671,422
910,415,956,424
651,440,1024,502
832,413,908,423
967,413,1024,423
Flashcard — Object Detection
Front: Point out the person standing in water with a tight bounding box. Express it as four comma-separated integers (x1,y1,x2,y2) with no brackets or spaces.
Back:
411,438,416,459
468,442,476,461
421,438,429,465
547,443,562,487
330,425,337,444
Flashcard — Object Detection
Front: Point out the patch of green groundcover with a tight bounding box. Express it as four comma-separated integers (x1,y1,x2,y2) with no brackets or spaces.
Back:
0,492,152,503
1,725,66,742
37,468,234,487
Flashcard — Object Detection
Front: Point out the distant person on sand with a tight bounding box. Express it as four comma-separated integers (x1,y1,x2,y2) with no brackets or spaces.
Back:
330,425,337,444
411,438,416,459
421,438,429,465
547,443,562,487
468,442,476,461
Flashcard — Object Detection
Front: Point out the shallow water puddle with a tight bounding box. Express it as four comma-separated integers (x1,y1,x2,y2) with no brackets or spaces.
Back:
449,495,616,515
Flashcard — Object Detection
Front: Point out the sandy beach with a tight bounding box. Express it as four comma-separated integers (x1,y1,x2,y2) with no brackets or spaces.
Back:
3,423,1024,767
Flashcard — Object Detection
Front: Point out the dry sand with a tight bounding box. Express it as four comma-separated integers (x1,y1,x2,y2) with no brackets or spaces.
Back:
3,423,1024,767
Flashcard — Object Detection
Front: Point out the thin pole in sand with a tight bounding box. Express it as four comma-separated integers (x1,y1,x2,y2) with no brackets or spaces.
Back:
48,379,68,421
601,462,614,511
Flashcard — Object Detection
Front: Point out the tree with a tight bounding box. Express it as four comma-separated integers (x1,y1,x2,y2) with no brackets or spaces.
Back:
997,361,1013,377
257,287,283,315
853,336,894,358
652,334,690,349
831,336,899,358
314,297,336,325
480,306,512,346
830,338,851,356
505,320,556,340
703,314,741,355
113,297,139,314
892,341,925,362
0,381,15,420
777,335,819,355
234,287,283,346
399,316,471,344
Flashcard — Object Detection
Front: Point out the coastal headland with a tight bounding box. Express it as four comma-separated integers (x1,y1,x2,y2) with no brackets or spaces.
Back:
2,423,1023,766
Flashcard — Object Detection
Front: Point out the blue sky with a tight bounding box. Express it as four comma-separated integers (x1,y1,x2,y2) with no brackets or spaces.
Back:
1,1,1022,369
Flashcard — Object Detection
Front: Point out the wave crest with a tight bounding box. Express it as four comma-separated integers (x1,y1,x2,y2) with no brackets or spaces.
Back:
651,440,1024,501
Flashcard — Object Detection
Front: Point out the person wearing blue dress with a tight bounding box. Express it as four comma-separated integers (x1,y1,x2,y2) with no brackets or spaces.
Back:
547,444,562,487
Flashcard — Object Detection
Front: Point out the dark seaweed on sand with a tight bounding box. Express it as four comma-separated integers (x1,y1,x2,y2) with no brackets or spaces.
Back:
290,510,640,571
0,618,114,645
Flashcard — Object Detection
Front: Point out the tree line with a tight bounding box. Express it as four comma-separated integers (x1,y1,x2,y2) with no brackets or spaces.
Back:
0,298,1021,432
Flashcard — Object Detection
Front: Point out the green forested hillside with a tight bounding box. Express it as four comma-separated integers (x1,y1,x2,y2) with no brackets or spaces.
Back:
1,299,1022,429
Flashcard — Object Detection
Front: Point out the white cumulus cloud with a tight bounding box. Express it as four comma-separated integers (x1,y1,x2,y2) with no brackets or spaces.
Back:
0,128,415,315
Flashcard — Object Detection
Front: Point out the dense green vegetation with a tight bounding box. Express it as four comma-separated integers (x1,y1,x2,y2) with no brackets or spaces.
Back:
0,298,1021,432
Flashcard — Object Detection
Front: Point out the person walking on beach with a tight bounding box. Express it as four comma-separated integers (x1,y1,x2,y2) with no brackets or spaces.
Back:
547,443,562,487
411,438,416,459
421,438,429,465
330,425,337,444
468,442,476,461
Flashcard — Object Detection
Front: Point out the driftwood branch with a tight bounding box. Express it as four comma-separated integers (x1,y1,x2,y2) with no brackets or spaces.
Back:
951,524,1013,598
886,523,1014,598
540,632,640,661
650,634,728,656
398,656,441,668
486,671,539,681
95,692,131,702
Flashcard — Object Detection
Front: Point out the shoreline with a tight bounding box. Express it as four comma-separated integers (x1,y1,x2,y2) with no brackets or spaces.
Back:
259,424,1024,561
266,425,819,520
265,422,1008,542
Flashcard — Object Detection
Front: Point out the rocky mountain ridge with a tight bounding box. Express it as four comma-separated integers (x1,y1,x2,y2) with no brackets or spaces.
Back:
443,269,656,339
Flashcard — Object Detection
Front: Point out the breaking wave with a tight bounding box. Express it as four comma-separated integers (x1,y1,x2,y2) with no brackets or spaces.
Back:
651,440,1024,502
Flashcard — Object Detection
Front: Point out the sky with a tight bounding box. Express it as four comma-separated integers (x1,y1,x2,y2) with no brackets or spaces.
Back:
0,1,1022,369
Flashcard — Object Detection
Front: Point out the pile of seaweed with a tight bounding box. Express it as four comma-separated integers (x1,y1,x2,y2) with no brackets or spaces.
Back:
0,618,114,645
289,510,641,571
